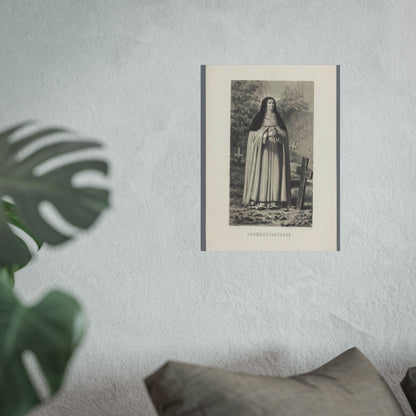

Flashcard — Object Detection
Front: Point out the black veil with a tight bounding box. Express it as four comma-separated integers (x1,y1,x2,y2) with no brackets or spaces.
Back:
249,97,287,132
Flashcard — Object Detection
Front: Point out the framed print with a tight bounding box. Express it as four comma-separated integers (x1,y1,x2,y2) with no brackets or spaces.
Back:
201,65,338,251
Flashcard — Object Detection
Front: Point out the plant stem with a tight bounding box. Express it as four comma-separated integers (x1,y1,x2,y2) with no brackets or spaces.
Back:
0,266,15,288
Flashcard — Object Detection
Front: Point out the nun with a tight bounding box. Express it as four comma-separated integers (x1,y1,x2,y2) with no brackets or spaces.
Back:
242,97,292,209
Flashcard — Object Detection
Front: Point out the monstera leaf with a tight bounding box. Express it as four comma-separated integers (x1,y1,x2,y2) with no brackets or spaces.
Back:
1,200,43,283
0,273,86,416
0,122,109,269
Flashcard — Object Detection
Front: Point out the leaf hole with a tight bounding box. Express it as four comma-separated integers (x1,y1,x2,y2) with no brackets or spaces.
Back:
23,350,51,400
72,169,108,188
39,201,79,238
33,149,106,177
15,134,72,162
8,224,40,255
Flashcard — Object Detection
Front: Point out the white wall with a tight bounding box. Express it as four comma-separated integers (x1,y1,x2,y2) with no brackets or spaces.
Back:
2,0,416,414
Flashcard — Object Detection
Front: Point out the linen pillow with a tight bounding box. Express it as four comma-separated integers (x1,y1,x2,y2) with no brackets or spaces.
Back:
145,347,404,416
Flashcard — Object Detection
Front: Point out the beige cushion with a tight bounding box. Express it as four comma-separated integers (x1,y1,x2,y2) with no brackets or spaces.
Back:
145,348,404,415
401,367,416,414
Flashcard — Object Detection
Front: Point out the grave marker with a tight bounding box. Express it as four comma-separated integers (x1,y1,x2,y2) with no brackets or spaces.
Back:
295,157,313,210
236,147,243,165
290,141,298,153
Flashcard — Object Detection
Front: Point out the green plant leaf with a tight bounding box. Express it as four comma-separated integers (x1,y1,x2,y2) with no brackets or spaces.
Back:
0,122,109,268
0,266,14,288
0,276,86,416
2,200,43,250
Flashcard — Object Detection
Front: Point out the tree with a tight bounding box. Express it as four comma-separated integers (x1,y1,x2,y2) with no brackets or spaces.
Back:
277,86,308,119
230,81,263,152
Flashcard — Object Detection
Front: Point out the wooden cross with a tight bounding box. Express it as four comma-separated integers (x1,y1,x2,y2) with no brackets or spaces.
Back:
236,147,243,165
295,157,313,210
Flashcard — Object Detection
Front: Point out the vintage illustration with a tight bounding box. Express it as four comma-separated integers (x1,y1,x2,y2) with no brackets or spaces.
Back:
203,65,337,251
229,80,314,227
